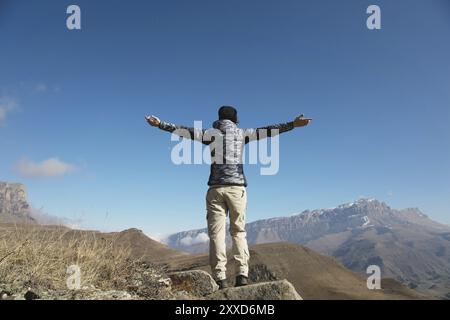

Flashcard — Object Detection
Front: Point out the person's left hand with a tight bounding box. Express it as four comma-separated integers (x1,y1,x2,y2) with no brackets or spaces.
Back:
145,115,161,127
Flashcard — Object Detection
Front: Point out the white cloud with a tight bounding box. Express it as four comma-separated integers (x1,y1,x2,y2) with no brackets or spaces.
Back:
28,207,82,228
15,157,77,178
144,232,167,243
34,83,48,92
180,232,209,246
0,95,17,121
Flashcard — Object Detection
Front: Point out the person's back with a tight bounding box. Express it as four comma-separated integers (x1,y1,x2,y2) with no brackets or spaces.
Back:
207,118,247,186
206,106,298,187
146,105,311,288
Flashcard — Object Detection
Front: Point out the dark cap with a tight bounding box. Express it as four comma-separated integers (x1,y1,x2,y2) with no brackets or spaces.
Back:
218,106,238,123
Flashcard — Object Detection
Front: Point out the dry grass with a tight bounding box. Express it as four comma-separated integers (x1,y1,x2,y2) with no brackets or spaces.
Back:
0,224,139,292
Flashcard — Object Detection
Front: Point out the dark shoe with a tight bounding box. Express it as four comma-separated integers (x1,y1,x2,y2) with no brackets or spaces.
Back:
216,279,229,290
235,275,248,287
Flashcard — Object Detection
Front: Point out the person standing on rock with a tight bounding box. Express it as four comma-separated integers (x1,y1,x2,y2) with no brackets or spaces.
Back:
146,106,311,289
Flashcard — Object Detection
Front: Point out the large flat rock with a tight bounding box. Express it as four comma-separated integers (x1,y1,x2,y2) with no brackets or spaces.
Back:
206,280,302,300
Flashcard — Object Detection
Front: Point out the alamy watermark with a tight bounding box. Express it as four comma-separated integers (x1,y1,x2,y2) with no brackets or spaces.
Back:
366,265,381,290
168,121,281,176
66,4,381,31
66,5,81,30
66,264,81,290
367,5,381,30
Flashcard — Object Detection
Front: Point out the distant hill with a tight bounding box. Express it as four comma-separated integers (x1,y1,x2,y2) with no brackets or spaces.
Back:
166,199,450,298
0,182,35,224
0,223,186,262
162,241,426,300
100,228,187,261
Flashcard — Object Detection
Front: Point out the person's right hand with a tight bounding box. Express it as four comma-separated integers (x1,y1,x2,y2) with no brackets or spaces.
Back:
145,115,161,127
293,114,312,127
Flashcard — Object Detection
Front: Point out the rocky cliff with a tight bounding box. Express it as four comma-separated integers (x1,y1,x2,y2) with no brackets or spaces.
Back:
0,182,35,223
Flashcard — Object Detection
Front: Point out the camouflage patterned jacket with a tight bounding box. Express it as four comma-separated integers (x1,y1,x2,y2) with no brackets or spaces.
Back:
158,119,294,187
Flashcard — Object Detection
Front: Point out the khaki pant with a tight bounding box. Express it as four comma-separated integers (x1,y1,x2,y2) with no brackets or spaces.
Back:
206,185,250,281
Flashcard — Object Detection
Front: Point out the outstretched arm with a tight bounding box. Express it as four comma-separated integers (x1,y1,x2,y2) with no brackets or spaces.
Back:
145,115,208,144
244,115,311,143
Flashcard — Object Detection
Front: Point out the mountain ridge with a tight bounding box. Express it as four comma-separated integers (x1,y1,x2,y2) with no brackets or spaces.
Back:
166,198,450,250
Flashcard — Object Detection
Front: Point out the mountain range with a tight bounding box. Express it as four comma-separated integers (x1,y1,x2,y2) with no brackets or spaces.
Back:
166,198,450,298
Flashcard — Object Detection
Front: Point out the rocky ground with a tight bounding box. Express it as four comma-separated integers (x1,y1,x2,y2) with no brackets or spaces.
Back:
0,267,302,300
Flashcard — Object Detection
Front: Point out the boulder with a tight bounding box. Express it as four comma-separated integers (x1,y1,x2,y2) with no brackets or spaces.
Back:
169,270,218,297
206,280,302,300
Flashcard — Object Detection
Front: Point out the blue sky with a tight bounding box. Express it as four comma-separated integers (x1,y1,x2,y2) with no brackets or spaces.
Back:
1,0,449,236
